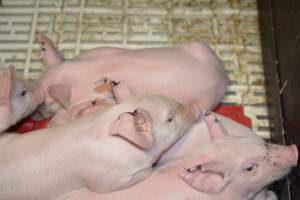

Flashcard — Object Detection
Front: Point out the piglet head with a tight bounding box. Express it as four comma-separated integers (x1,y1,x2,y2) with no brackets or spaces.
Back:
179,113,298,198
0,65,43,132
108,94,200,161
11,74,44,123
236,142,298,196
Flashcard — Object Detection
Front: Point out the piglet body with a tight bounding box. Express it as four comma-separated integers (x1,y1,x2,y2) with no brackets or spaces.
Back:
36,33,228,118
0,94,198,200
66,114,298,200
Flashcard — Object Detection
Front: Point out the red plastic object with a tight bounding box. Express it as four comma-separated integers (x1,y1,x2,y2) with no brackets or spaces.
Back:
213,105,252,128
16,117,50,134
15,105,252,134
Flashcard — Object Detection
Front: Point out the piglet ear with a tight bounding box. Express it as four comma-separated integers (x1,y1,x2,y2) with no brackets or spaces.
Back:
204,112,227,141
48,83,71,109
112,80,135,103
179,160,229,194
0,65,15,107
109,108,153,150
188,103,202,122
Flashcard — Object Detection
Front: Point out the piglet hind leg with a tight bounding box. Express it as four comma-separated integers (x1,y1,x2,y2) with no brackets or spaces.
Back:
36,32,63,66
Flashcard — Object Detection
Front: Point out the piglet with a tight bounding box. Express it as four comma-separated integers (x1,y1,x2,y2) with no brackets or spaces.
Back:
66,113,298,200
35,32,228,119
0,65,42,133
0,93,199,200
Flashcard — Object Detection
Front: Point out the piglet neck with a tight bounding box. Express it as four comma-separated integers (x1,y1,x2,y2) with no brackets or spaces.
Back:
32,83,46,106
157,121,209,166
224,182,260,200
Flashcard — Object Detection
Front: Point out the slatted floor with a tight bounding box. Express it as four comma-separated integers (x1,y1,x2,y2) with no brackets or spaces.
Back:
0,0,270,138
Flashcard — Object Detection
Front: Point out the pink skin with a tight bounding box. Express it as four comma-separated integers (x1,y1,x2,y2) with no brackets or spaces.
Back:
0,65,43,133
65,113,298,200
47,78,118,127
35,32,228,119
47,98,115,127
157,112,256,165
0,94,199,200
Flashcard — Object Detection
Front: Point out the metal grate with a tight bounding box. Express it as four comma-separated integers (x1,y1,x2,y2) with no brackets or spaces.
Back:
0,0,270,138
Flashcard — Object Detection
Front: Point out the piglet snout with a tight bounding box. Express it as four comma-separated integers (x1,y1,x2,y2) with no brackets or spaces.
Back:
289,144,298,167
266,143,298,170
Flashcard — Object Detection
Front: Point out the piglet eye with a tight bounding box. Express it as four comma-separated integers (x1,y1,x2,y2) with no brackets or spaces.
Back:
245,166,254,171
20,90,27,97
244,164,258,175
167,117,173,123
166,110,176,123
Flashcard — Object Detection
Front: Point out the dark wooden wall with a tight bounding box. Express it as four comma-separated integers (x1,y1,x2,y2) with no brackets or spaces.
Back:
257,0,300,200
